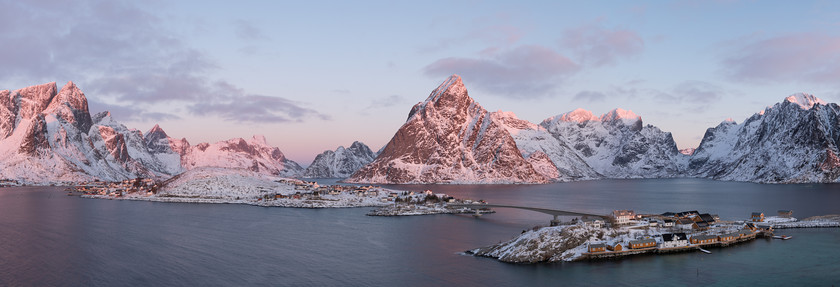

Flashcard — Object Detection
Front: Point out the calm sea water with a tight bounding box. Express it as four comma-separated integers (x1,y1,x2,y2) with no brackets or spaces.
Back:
0,179,838,286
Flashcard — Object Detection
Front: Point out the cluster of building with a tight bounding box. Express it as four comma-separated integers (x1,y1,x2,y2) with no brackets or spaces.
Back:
584,209,776,256
73,178,158,196
606,209,721,231
265,180,387,201
268,180,474,205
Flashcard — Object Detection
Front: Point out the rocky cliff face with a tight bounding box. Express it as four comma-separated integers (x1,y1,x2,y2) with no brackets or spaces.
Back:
303,141,377,178
688,94,840,183
346,75,548,184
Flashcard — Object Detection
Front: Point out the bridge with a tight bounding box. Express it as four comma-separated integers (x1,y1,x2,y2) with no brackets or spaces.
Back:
448,203,610,226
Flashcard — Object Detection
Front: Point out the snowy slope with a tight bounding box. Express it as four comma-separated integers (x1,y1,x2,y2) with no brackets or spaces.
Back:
540,108,685,178
689,94,840,183
181,135,303,177
303,141,377,178
491,111,599,181
471,224,630,263
157,167,294,201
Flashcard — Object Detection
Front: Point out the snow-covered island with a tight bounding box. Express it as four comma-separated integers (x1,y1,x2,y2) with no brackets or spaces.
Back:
468,210,840,264
77,167,489,213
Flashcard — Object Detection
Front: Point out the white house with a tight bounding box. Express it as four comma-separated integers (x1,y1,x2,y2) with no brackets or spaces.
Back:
676,218,694,230
661,233,689,248
585,218,605,228
612,210,635,225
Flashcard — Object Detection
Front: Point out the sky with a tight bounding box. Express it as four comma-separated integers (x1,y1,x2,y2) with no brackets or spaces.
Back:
2,0,840,165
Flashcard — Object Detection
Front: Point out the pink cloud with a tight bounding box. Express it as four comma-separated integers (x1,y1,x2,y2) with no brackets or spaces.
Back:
0,1,324,124
723,33,840,84
423,45,579,98
561,23,644,67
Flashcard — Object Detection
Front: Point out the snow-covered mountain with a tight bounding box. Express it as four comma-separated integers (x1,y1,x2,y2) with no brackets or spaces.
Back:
4,80,838,185
0,81,303,183
688,94,840,183
346,75,549,184
491,111,598,181
181,135,303,177
143,125,303,177
539,108,686,178
303,141,377,178
0,82,157,183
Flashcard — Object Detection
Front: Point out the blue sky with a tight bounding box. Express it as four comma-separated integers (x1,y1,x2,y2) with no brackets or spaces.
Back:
2,0,840,164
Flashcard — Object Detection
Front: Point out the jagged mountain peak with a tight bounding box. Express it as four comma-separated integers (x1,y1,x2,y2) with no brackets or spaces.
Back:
46,81,93,132
13,82,57,120
408,74,471,121
426,74,465,103
147,124,168,138
348,75,548,184
349,140,367,150
784,93,826,110
303,141,377,178
250,135,268,145
600,108,641,125
93,111,112,123
548,108,599,123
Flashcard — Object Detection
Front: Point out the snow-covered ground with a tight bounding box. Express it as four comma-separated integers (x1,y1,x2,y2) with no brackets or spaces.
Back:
760,215,840,229
83,167,391,208
470,224,652,263
82,167,490,213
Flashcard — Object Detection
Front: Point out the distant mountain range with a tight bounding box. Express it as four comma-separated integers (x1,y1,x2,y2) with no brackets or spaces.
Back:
2,79,838,184
346,75,840,184
0,81,301,183
303,141,377,178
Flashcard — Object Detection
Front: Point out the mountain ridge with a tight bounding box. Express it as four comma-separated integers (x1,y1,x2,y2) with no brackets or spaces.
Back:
0,81,303,183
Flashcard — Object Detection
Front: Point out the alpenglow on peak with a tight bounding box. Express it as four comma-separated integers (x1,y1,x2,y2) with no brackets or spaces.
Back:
785,93,826,110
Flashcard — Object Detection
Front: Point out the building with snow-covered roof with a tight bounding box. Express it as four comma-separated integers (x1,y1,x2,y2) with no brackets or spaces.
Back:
628,238,656,249
677,218,694,230
661,233,689,248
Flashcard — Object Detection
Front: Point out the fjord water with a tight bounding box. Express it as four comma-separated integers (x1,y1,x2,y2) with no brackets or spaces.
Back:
1,179,838,286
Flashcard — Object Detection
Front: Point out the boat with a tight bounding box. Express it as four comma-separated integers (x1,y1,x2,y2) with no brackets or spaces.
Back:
698,248,711,254
772,235,792,240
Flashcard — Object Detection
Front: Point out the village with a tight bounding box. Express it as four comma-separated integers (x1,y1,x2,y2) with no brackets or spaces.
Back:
580,209,795,260
469,207,840,263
